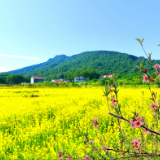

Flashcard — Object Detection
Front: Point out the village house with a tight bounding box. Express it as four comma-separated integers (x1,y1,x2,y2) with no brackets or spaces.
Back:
74,76,86,82
103,74,114,78
99,76,103,79
51,79,62,83
64,80,71,83
31,77,44,83
99,74,114,79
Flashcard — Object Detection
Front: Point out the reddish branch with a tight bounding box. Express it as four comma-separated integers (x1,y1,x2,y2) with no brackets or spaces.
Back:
109,112,160,135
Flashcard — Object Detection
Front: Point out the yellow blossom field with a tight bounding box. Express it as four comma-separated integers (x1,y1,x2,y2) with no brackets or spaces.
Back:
0,86,159,159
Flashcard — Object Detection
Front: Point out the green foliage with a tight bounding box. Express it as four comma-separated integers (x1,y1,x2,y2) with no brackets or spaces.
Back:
23,76,31,83
6,74,24,84
4,50,159,81
0,76,6,84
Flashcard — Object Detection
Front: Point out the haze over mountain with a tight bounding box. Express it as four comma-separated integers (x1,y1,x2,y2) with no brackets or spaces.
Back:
4,50,160,81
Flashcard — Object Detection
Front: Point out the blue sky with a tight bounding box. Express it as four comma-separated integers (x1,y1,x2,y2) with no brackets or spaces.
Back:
0,0,160,72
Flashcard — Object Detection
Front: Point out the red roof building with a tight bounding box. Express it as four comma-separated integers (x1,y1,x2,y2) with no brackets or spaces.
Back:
31,77,44,83
32,77,43,79
103,74,114,78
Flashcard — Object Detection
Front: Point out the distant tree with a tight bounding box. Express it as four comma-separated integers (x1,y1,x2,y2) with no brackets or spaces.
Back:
24,76,31,83
0,76,6,84
6,74,24,84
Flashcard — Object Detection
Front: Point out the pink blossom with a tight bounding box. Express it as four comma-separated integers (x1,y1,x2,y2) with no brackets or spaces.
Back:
136,148,140,153
65,155,72,160
155,64,160,70
101,146,105,150
102,146,107,150
136,117,142,121
150,103,159,109
111,98,116,105
101,146,108,152
145,159,148,160
58,150,63,153
144,129,149,134
154,142,157,145
130,118,143,128
130,120,136,128
155,72,158,75
89,140,94,143
132,139,141,148
152,91,155,95
92,118,97,123
143,74,149,82
84,155,89,160
135,120,143,128
93,123,98,128
58,155,63,159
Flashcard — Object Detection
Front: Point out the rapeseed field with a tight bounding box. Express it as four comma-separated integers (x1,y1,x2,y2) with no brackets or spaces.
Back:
0,86,159,159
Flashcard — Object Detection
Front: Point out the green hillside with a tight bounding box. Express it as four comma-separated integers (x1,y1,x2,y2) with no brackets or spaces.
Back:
4,50,160,81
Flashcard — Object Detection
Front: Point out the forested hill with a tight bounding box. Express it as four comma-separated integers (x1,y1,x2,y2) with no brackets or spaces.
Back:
4,50,160,81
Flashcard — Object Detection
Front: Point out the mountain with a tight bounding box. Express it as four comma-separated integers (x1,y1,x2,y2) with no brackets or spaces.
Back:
4,50,160,81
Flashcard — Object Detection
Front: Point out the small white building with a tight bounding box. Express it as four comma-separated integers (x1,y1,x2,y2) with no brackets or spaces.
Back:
103,74,114,78
99,74,114,79
31,77,44,83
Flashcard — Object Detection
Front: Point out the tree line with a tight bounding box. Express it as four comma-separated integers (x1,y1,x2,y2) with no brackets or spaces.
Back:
0,74,30,84
0,70,157,85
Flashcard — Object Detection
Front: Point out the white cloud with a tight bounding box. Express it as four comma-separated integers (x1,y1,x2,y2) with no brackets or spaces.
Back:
0,53,45,60
0,67,13,73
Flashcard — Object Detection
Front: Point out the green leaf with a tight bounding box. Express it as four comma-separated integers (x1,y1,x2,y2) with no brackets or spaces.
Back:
135,66,140,69
136,38,144,44
136,38,141,43
158,44,160,46
140,61,144,69
116,89,119,94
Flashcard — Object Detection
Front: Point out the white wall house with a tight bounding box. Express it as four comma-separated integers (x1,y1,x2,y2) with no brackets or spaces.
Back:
99,74,114,79
74,76,86,82
31,77,44,83
103,74,114,78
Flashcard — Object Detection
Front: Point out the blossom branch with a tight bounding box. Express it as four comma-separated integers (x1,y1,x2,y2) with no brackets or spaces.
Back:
109,112,160,135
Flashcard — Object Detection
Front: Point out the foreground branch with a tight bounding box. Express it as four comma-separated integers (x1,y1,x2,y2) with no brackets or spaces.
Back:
109,112,160,135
